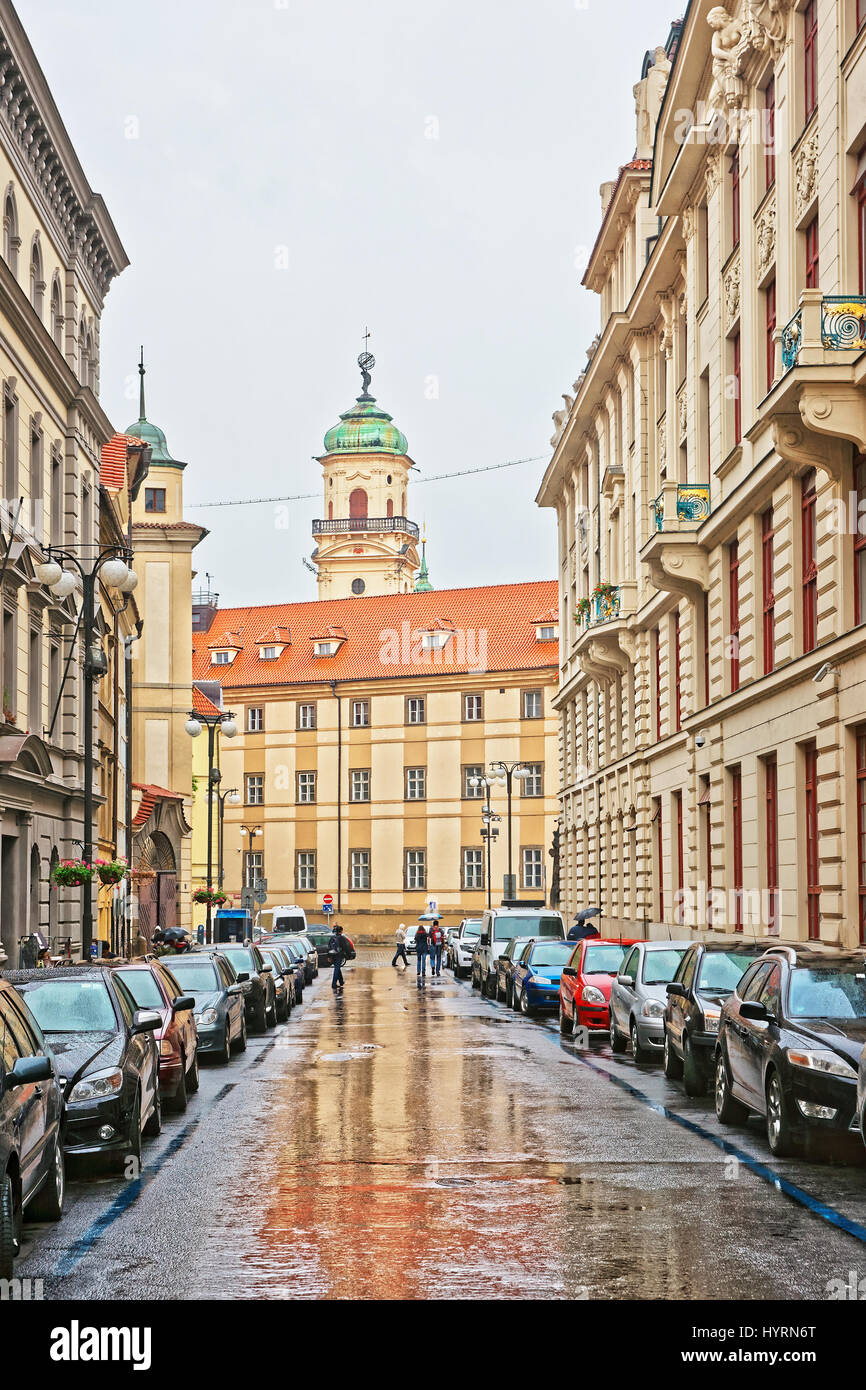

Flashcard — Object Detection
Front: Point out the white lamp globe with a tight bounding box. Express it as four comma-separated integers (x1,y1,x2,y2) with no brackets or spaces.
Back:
100,558,129,589
119,567,138,594
220,718,237,738
36,560,62,587
515,766,531,780
51,572,76,599
469,777,480,788
185,718,202,738
227,791,241,807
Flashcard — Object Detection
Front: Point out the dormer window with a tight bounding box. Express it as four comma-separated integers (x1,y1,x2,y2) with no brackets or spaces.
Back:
212,650,232,665
314,640,339,658
259,645,279,660
536,623,558,642
422,630,450,651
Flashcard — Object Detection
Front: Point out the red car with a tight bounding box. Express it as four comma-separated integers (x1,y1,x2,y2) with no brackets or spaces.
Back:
110,960,199,1110
559,938,638,1036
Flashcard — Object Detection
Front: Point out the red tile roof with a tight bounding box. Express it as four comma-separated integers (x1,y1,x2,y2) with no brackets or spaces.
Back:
255,626,292,646
131,782,186,829
192,685,223,717
191,580,558,688
100,433,147,491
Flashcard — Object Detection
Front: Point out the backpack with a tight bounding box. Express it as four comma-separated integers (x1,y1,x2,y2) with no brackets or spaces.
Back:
431,926,443,946
342,936,356,961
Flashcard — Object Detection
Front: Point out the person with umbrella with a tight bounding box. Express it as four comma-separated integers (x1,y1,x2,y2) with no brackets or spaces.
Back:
567,907,601,942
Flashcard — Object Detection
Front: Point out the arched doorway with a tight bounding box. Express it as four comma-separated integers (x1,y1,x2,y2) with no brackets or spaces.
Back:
349,488,368,521
134,831,177,941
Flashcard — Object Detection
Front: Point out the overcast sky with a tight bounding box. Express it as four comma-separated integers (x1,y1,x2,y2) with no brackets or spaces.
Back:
18,0,677,606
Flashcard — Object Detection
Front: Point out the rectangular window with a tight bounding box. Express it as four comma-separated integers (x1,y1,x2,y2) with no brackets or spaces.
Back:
762,508,775,674
463,692,483,722
3,607,16,722
405,766,426,800
522,848,543,891
50,450,63,545
859,178,866,295
857,728,866,945
765,76,775,188
521,763,543,797
405,849,426,891
247,706,264,732
697,202,709,304
351,699,369,727
48,639,60,724
244,851,263,889
212,650,231,665
765,278,776,393
805,216,819,289
805,741,820,940
297,702,316,730
653,626,662,740
144,487,166,513
3,392,17,499
801,469,818,653
297,770,316,804
350,768,370,802
463,764,483,798
700,777,712,917
675,791,684,925
259,646,278,661
732,332,742,445
703,591,711,704
653,799,663,918
28,626,41,733
30,427,42,503
245,774,264,806
731,767,743,932
522,688,542,719
673,610,682,733
730,148,740,250
855,457,866,624
350,849,370,891
765,757,779,933
296,851,316,892
406,696,425,725
463,847,483,891
804,0,817,121
729,541,740,692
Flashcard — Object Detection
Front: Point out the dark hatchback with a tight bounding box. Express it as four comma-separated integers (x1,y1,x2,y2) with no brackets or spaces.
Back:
0,978,65,1277
664,942,764,1095
715,945,866,1157
201,944,276,1032
304,926,335,968
165,952,246,1063
274,936,309,999
493,936,533,1006
257,945,296,1021
6,968,161,1170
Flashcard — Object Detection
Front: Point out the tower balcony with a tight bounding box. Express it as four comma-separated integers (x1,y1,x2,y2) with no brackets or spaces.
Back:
312,515,420,539
641,480,711,599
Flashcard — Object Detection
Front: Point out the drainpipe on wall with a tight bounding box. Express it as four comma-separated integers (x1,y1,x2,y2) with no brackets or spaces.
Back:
329,680,342,912
125,619,144,957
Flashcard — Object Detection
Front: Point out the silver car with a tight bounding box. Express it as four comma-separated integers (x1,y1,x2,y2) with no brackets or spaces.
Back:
609,941,690,1060
857,1047,866,1150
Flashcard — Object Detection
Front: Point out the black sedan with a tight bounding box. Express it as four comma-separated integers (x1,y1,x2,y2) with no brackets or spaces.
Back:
6,967,161,1172
262,933,316,985
715,945,866,1157
493,936,533,1006
664,942,764,1095
201,944,276,1032
165,952,247,1063
275,937,308,1002
0,978,65,1278
304,925,336,968
257,945,296,1021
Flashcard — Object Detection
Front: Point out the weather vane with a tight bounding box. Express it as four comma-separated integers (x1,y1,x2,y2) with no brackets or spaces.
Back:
358,326,374,394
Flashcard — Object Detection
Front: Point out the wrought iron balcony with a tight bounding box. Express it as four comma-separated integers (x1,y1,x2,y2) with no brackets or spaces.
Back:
312,515,419,539
651,483,711,532
780,294,866,370
576,584,623,629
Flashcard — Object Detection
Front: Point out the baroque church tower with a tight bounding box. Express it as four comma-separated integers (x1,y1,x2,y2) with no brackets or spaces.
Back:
312,351,420,598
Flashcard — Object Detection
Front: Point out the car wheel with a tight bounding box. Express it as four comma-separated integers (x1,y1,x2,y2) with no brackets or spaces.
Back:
663,1028,683,1081
253,998,268,1033
171,1059,188,1113
143,1083,162,1138
511,984,522,1013
766,1070,798,1157
609,1013,627,1053
29,1134,65,1222
0,1172,19,1279
495,978,504,1002
187,1052,200,1094
715,1050,749,1126
295,986,304,1006
630,1020,651,1062
519,988,532,1017
266,996,277,1028
559,1004,574,1036
117,1090,143,1172
237,1018,248,1053
506,982,513,1008
682,1034,705,1097
471,967,479,990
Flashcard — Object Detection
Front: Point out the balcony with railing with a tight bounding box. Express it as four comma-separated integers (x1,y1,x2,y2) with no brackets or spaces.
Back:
641,480,711,600
780,293,866,371
766,288,866,466
312,515,420,539
651,483,711,532
573,580,637,676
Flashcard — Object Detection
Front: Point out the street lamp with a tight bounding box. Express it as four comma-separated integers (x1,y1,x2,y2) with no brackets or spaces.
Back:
470,775,500,909
239,824,262,890
185,705,237,943
211,787,241,888
488,761,531,901
38,542,135,960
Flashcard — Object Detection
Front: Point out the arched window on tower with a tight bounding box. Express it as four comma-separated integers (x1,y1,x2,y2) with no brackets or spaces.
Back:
401,491,406,516
30,237,44,318
349,488,368,522
3,188,19,275
328,500,333,520
386,497,394,518
50,276,63,349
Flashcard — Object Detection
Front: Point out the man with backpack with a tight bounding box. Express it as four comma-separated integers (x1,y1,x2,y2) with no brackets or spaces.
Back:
414,920,430,983
429,919,445,976
328,923,350,992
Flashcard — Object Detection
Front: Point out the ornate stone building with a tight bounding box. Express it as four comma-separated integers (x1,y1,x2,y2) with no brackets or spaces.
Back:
538,1,866,947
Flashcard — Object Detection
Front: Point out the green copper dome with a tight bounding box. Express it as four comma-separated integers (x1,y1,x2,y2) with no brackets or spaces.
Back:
125,352,183,467
323,393,408,456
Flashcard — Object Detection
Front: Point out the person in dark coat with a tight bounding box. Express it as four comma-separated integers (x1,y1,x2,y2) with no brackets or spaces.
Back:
414,921,430,982
328,924,349,992
567,914,601,942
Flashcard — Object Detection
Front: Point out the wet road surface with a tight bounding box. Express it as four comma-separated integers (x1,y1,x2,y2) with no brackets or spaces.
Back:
17,951,866,1300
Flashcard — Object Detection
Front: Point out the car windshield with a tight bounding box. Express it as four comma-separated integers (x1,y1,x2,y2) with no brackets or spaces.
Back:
261,950,287,968
788,966,866,1019
19,979,116,1033
529,943,574,967
282,941,304,960
220,948,256,974
493,915,561,940
273,916,305,932
113,970,164,1010
643,948,687,985
167,960,221,992
462,923,481,938
506,937,531,957
583,944,628,976
698,951,760,993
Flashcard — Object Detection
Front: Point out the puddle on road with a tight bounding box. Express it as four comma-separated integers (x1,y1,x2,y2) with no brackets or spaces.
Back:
315,1043,384,1063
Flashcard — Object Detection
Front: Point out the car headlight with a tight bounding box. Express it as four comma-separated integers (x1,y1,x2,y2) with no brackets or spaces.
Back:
196,1008,219,1025
641,999,665,1018
788,1049,857,1079
581,986,606,1004
530,975,552,986
702,1007,721,1032
68,1068,124,1103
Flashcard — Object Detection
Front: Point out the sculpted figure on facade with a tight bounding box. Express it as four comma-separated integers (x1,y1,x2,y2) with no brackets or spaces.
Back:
795,127,818,218
634,45,672,159
756,201,776,276
748,0,793,54
707,6,751,112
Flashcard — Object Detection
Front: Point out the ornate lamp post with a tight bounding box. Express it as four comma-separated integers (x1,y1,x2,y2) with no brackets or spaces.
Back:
470,775,500,909
487,761,531,899
238,824,262,889
37,544,137,960
212,787,240,889
185,707,237,943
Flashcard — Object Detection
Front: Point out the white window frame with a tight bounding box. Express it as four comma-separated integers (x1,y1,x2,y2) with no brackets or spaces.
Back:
352,699,369,727
406,849,426,891
351,849,370,890
247,706,264,732
350,768,370,802
246,774,264,806
463,847,483,890
297,771,316,804
522,847,543,890
521,763,543,797
405,766,426,800
297,851,316,892
464,693,483,722
523,689,542,719
406,696,425,724
298,703,316,730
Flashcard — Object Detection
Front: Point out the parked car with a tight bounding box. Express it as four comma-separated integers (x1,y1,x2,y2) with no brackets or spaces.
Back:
512,939,576,1016
715,944,866,1157
304,925,335,968
0,978,65,1278
493,936,533,1005
558,938,638,1036
255,904,308,935
165,951,246,1063
277,937,308,1003
472,907,565,997
404,925,419,956
110,961,199,1112
7,967,161,1171
664,941,764,1095
609,941,690,1060
261,933,316,985
858,1041,866,1151
449,918,483,979
200,943,276,1032
295,934,321,978
258,945,296,1021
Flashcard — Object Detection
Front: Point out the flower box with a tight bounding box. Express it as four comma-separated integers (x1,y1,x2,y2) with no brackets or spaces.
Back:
51,860,95,888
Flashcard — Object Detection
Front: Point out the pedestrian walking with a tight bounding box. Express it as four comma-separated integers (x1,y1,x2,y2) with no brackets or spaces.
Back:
329,923,349,992
429,919,444,976
392,922,408,969
414,921,430,982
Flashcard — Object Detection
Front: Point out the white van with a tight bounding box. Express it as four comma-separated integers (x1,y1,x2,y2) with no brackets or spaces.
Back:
254,904,308,937
471,906,565,996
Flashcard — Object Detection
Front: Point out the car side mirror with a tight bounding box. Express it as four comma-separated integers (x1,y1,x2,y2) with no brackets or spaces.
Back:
227,983,243,996
480,932,490,946
131,1008,161,1035
617,975,635,989
740,1000,772,1023
5,1054,53,1090
561,966,577,979
173,995,196,1012
236,972,250,983
666,982,686,997
261,962,273,973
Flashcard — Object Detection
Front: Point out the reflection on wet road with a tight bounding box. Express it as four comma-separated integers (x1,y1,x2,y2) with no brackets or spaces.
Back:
18,952,866,1300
